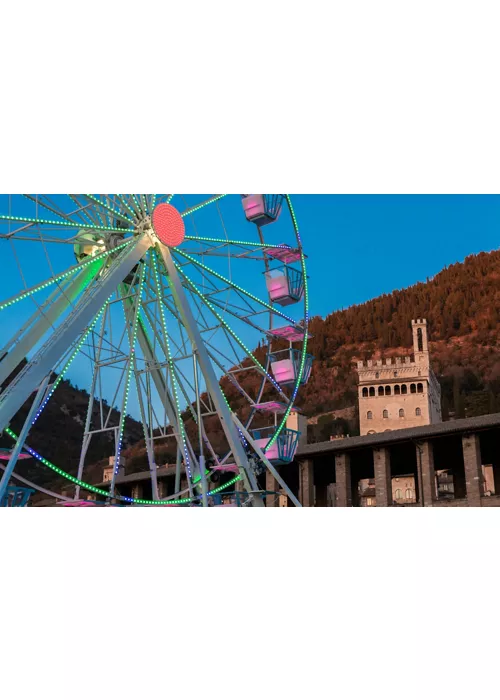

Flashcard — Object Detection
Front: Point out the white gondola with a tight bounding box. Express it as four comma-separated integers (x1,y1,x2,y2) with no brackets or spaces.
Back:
268,348,313,386
250,425,300,465
242,194,284,226
264,266,304,306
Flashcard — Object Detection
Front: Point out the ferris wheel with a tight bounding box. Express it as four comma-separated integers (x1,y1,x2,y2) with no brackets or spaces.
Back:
0,194,312,507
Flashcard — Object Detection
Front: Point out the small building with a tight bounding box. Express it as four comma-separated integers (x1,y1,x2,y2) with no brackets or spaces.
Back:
357,319,442,436
102,455,125,483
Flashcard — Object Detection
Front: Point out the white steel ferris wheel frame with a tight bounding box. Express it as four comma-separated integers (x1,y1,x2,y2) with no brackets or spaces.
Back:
0,194,309,507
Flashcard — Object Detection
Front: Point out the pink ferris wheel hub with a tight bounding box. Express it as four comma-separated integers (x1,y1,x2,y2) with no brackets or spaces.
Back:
152,203,185,247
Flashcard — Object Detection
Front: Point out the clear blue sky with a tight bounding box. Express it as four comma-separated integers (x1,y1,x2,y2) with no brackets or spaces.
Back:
291,194,500,317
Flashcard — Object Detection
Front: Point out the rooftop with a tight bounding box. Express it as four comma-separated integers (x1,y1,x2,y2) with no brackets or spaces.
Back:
296,412,500,457
96,412,500,487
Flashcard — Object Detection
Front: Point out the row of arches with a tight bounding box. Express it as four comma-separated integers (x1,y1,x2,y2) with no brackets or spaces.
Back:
367,407,422,419
362,383,424,398
394,488,415,501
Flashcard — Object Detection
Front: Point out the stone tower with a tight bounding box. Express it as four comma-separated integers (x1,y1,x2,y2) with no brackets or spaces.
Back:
356,319,442,436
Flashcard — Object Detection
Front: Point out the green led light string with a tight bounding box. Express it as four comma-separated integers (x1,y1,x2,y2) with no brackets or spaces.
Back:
264,194,309,450
0,213,133,235
180,195,227,218
151,249,195,485
174,248,297,325
172,261,285,465
183,236,292,249
30,300,111,426
110,262,147,494
173,262,283,398
1,194,307,505
115,195,139,220
130,195,141,213
84,195,135,226
0,241,130,312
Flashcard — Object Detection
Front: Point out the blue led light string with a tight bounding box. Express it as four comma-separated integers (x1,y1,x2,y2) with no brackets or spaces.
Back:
30,301,110,426
264,194,309,450
112,263,147,491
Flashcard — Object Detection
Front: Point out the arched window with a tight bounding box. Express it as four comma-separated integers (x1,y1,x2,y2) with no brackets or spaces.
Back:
410,383,416,394
417,382,423,393
415,407,421,416
417,327,423,352
394,385,400,395
375,372,380,379
369,387,375,397
362,387,368,397
367,411,373,420
405,488,413,500
401,384,407,395
399,408,405,417
395,489,402,500
394,371,398,377
378,386,384,396
385,385,391,395
383,409,389,418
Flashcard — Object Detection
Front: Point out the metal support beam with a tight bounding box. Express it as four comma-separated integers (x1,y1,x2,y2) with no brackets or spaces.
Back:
0,235,152,434
0,262,102,388
157,244,263,506
0,375,51,503
125,296,198,497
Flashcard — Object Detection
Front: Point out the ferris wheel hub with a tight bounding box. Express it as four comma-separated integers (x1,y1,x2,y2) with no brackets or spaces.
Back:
152,203,185,247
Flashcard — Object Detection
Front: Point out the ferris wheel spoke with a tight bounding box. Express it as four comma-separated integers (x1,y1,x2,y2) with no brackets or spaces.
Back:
154,273,251,386
0,231,153,434
202,339,258,407
0,239,131,313
173,263,286,400
0,213,134,235
106,265,147,497
148,280,253,415
67,194,104,228
83,194,134,227
155,245,262,502
150,251,200,488
74,306,109,500
112,195,137,220
120,281,159,501
22,194,96,228
182,235,290,253
180,195,227,218
173,248,299,327
165,265,279,399
0,260,107,389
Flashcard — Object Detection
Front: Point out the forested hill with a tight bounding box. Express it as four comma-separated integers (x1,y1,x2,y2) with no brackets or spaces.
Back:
300,249,500,424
